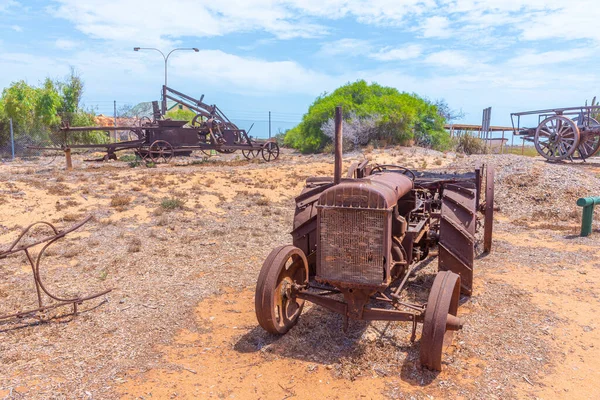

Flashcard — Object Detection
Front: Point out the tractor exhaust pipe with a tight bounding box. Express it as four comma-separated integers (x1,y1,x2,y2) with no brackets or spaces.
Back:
334,106,343,184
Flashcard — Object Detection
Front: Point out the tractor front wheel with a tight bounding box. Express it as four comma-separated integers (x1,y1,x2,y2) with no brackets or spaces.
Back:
255,245,308,335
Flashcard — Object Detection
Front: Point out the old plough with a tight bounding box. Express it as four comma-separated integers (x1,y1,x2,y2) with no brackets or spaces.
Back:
33,86,280,164
512,106,600,161
0,216,112,321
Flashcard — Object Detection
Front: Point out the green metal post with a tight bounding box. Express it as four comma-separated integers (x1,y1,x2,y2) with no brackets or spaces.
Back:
577,197,600,236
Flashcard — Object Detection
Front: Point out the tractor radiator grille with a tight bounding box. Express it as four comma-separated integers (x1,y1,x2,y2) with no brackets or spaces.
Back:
318,207,388,286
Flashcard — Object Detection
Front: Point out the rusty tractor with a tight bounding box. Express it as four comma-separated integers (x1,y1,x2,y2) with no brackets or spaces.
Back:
255,107,494,371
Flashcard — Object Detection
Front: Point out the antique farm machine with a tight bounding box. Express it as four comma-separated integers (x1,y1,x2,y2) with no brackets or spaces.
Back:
255,107,494,370
511,105,600,162
37,86,279,163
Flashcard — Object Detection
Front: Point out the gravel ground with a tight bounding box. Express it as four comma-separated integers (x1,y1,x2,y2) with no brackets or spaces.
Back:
1,148,599,399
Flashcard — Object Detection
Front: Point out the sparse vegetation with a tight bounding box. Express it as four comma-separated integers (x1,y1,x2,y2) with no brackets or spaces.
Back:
160,197,185,210
110,194,132,208
454,134,488,155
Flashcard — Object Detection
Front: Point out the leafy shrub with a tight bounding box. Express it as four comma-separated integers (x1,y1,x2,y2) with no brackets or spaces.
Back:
284,80,451,153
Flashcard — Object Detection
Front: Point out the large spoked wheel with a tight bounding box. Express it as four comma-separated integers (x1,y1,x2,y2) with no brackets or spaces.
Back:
534,115,580,162
261,142,280,162
243,149,260,160
255,245,308,335
573,117,600,160
420,271,462,371
149,140,174,163
242,140,260,160
483,165,494,253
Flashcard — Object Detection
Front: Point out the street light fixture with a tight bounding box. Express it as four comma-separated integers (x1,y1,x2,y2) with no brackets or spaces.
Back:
134,47,199,114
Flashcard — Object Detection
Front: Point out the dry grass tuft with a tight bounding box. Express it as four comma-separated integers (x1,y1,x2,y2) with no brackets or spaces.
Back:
127,237,142,253
110,194,132,208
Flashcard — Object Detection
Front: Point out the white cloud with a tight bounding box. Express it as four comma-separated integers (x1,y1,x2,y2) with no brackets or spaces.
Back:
171,50,331,95
317,38,370,57
423,50,473,69
10,24,21,32
507,49,592,67
54,39,80,50
0,0,17,13
420,16,451,39
370,44,423,61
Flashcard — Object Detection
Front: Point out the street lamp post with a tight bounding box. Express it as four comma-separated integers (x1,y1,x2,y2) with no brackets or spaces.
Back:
134,47,199,114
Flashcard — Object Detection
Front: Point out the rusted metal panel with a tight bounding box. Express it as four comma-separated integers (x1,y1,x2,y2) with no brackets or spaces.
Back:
438,185,476,295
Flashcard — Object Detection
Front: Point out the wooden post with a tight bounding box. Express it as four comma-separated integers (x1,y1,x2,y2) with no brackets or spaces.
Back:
65,148,73,170
521,138,525,155
501,131,505,154
334,106,343,185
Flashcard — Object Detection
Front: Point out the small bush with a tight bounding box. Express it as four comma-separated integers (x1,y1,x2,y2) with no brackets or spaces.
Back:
454,134,488,155
160,197,185,210
110,194,131,207
127,237,142,253
119,154,137,162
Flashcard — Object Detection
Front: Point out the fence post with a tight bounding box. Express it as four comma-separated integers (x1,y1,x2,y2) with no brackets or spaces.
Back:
65,148,73,171
114,100,117,142
9,118,15,160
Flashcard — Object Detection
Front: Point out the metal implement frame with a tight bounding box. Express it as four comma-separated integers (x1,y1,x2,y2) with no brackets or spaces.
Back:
0,216,113,321
29,87,279,163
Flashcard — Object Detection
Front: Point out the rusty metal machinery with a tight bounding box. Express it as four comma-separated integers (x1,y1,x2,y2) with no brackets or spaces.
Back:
254,106,495,371
0,216,112,321
32,86,279,163
511,106,600,162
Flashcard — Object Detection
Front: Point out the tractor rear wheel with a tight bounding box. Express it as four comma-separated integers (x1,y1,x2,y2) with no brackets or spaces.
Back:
420,271,462,371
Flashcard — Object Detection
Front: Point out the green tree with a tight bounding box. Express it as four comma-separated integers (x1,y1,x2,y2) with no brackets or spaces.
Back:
165,107,197,123
0,69,103,148
284,80,450,153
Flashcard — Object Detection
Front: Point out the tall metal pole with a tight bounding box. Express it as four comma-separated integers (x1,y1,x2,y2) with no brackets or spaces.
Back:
114,100,117,142
9,118,14,160
269,111,271,139
164,58,168,89
334,106,343,185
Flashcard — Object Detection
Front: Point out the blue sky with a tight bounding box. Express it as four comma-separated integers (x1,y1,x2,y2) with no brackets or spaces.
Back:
0,0,599,138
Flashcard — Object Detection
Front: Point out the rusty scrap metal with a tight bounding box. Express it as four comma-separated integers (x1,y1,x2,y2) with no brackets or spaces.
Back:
0,216,112,321
254,105,495,371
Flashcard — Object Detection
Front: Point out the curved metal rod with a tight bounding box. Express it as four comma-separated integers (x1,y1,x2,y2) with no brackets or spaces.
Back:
1,216,93,257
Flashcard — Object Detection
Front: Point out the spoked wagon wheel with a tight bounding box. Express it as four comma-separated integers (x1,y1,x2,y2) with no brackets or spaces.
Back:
243,141,260,160
255,245,308,335
261,142,280,162
420,271,462,371
242,149,260,160
149,140,174,164
573,118,600,160
534,115,580,162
